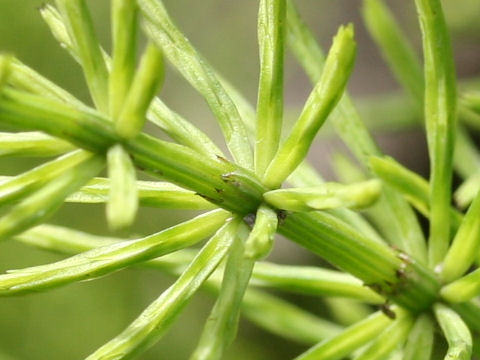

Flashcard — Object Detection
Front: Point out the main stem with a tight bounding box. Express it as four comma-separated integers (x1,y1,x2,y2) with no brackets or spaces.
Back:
0,88,440,312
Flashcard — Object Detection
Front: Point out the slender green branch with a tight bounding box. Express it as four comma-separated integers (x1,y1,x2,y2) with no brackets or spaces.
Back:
86,219,239,359
0,154,104,241
251,262,383,303
241,289,343,345
403,314,435,360
264,180,381,212
115,42,164,138
370,156,463,231
0,150,93,206
138,0,253,169
362,0,480,184
255,0,286,176
441,269,480,304
54,0,109,113
64,177,215,209
263,24,356,188
434,303,472,360
353,311,413,360
294,309,395,360
106,144,138,230
109,0,138,118
0,132,73,158
286,0,427,264
191,223,253,360
0,210,229,295
441,189,480,283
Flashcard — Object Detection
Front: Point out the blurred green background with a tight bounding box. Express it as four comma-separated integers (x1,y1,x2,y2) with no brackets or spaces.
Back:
0,1,479,359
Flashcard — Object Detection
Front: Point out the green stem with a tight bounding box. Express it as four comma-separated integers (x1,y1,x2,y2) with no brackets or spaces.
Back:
294,310,395,360
251,262,383,303
353,311,413,360
403,314,434,360
414,0,457,268
54,0,109,113
434,303,472,360
255,0,286,176
286,0,427,264
106,144,138,230
115,42,164,138
263,24,356,188
86,219,239,360
109,0,138,118
191,223,253,360
138,0,253,170
441,189,480,283
0,210,229,295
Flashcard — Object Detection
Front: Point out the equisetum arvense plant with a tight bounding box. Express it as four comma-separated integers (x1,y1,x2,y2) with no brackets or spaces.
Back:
0,0,480,359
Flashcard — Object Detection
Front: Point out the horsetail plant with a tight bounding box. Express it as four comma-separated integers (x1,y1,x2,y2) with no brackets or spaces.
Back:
0,0,479,359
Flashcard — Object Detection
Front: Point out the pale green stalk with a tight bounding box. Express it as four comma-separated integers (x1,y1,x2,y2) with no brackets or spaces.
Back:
0,150,93,206
138,0,253,169
295,310,393,360
109,0,138,119
417,0,457,267
441,189,480,282
290,161,385,245
9,59,86,109
264,180,381,212
0,210,229,295
263,24,356,188
0,154,104,241
54,0,109,113
39,4,80,63
244,204,277,260
40,5,223,158
255,0,286,176
370,156,463,231
403,314,434,360
0,132,73,157
353,310,413,360
148,97,224,158
362,0,480,184
434,303,472,360
241,289,342,344
191,223,253,360
12,224,343,346
362,0,423,103
65,177,215,209
115,43,164,138
106,144,138,230
86,219,239,360
280,211,439,312
286,0,427,263
251,262,383,303
441,269,480,304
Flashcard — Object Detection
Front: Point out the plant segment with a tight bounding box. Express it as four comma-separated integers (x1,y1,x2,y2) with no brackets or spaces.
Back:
0,0,479,359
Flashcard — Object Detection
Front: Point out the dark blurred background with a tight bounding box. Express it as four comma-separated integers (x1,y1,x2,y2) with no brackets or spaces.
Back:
0,1,479,359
